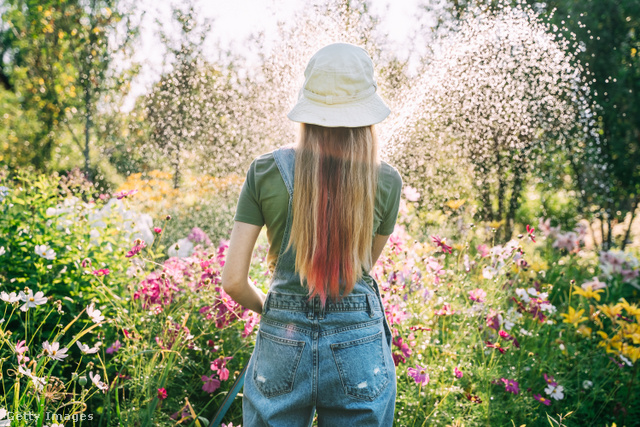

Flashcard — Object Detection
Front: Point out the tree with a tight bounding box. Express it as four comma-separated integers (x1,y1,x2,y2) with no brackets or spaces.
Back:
0,0,139,176
396,2,601,240
530,0,640,249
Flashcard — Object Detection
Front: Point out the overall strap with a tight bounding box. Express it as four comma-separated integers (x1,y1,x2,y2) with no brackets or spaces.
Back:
272,146,295,197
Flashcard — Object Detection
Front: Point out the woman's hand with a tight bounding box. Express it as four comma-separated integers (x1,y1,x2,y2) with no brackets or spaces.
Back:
221,221,266,314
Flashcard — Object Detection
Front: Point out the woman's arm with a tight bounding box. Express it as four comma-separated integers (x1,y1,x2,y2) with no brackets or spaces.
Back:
221,221,266,314
371,233,391,269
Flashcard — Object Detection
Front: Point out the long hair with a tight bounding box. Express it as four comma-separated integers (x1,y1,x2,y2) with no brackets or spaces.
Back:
283,123,380,307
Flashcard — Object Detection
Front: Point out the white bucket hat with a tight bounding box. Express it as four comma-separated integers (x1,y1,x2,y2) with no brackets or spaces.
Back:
287,43,391,128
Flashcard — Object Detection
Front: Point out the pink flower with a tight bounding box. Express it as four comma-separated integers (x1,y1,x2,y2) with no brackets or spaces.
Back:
431,235,453,254
154,227,163,234
468,288,486,303
201,375,221,393
126,241,146,258
392,335,412,364
581,277,607,291
426,256,445,284
500,378,520,394
387,304,409,325
157,387,168,400
477,244,490,258
403,186,421,202
435,303,455,316
454,367,463,379
486,309,502,330
407,364,429,386
499,330,520,348
115,189,138,199
533,393,551,405
486,341,508,354
543,373,558,387
526,224,536,243
92,268,110,276
211,356,233,381
106,340,121,354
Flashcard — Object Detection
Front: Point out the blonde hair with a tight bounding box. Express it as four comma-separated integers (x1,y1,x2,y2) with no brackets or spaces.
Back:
283,123,380,306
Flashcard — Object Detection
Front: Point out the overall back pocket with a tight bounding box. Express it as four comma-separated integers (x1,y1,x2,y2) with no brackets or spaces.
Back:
253,329,306,398
330,330,390,401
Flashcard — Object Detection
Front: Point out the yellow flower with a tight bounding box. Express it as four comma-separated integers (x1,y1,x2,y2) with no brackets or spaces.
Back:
561,306,588,327
445,199,466,210
576,324,592,336
597,303,623,319
619,298,640,317
573,285,604,301
487,219,505,229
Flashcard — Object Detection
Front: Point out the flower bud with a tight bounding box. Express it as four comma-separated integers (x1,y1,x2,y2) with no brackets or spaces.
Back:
78,376,87,386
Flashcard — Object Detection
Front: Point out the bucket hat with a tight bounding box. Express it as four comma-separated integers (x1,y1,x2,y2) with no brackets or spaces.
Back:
287,43,391,128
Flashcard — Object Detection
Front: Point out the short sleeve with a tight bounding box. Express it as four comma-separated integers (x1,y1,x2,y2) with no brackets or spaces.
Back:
377,169,403,235
233,159,265,227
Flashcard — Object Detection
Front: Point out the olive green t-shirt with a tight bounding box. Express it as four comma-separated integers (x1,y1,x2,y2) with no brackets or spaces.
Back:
233,150,404,273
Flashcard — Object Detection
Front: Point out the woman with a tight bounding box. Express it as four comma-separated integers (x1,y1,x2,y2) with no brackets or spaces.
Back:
222,42,403,426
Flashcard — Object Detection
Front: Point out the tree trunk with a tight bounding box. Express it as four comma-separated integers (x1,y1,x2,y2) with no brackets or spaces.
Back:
84,80,92,182
621,195,639,250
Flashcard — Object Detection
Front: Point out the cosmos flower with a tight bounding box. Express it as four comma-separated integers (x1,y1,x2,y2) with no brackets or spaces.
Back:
18,289,47,312
533,393,551,405
106,340,121,354
0,291,20,303
468,288,487,303
42,341,69,361
35,244,56,260
431,235,453,254
77,341,101,354
92,268,110,276
454,367,463,379
86,303,105,323
407,364,429,386
202,374,221,393
89,371,109,393
126,241,146,258
157,387,168,400
500,378,520,394
526,224,536,242
544,384,564,400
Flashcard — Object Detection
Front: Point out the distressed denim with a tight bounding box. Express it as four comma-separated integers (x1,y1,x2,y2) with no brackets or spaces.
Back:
242,146,397,426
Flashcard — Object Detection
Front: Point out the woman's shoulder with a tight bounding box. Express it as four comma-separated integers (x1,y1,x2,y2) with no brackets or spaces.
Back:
379,160,403,189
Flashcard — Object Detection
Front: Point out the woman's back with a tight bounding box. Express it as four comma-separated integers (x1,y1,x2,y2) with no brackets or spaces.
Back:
233,146,403,276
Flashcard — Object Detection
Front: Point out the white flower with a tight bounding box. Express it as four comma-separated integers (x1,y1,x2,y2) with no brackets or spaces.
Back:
515,288,530,303
527,287,548,300
482,266,496,279
582,380,593,389
42,341,69,361
34,244,56,260
76,341,101,354
18,365,46,392
168,237,195,258
540,302,557,314
619,354,633,367
0,185,9,202
0,246,5,256
1,291,20,303
545,384,564,400
86,303,105,323
18,289,47,312
519,328,533,336
0,408,9,427
89,371,109,393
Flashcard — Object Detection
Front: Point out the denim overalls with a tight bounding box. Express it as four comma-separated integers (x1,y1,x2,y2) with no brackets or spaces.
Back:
242,146,397,426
